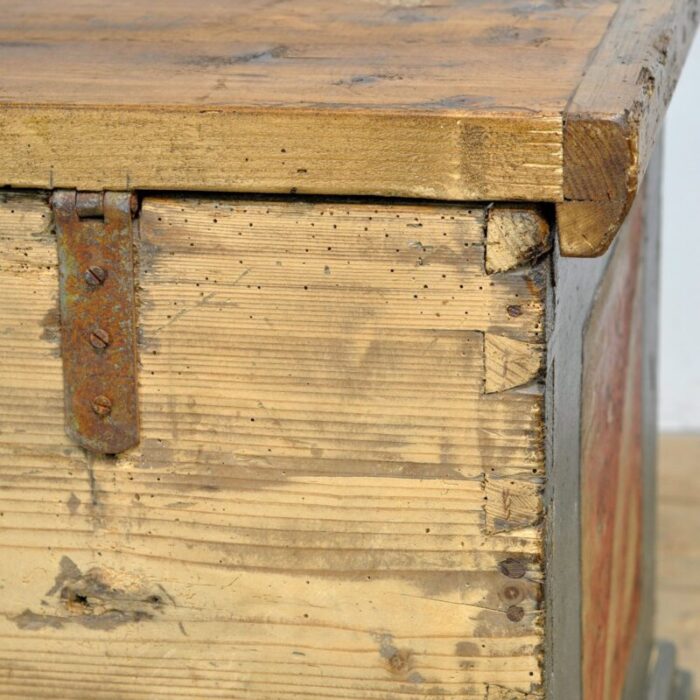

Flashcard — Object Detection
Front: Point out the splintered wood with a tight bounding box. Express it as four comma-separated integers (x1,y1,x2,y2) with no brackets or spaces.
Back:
0,193,547,699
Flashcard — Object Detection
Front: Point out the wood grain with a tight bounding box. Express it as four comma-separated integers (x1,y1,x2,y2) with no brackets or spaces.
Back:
0,106,564,203
485,206,551,275
557,0,699,256
0,0,616,201
484,334,544,394
0,1,695,259
580,188,646,700
0,193,547,698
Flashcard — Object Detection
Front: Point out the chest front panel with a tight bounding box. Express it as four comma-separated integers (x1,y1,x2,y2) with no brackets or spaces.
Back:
0,193,547,699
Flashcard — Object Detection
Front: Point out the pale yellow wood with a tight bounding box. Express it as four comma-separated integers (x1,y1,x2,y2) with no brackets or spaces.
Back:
487,686,533,699
483,477,542,536
484,334,545,394
486,205,551,274
0,193,546,698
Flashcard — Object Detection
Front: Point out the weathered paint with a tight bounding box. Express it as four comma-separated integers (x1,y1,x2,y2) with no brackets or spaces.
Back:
581,191,646,700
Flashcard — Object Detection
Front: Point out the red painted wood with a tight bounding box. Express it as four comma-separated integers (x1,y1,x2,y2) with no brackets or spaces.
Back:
581,194,646,700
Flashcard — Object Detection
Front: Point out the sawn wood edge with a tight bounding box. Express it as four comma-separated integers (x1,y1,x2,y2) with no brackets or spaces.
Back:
556,0,698,257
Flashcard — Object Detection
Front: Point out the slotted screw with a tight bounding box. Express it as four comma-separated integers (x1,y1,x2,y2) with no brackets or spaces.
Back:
89,328,110,349
91,395,112,417
85,265,106,286
506,605,525,623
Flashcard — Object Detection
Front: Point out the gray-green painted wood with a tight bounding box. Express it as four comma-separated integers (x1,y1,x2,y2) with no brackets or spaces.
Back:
545,143,666,699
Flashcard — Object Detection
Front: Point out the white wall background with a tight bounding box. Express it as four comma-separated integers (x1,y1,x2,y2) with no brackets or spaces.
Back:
660,36,700,432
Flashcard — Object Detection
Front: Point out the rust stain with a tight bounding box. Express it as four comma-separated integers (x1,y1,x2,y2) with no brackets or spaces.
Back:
52,190,139,454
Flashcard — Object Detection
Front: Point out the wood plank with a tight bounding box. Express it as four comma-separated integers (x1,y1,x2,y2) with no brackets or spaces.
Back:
0,1,695,261
0,193,548,698
0,1,696,260
580,182,647,700
543,145,663,700
544,218,612,700
557,0,698,256
0,0,616,200
0,107,564,202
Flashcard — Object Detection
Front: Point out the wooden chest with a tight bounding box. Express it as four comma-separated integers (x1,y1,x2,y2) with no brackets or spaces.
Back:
0,2,696,698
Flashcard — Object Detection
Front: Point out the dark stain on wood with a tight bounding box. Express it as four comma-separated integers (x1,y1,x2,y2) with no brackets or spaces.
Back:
39,304,61,358
186,45,290,67
11,556,171,632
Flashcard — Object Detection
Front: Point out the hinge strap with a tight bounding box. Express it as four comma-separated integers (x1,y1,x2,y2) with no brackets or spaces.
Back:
52,190,139,454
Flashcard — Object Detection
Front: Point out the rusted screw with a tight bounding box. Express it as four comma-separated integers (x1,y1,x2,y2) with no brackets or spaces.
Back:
85,265,107,286
507,304,523,318
499,558,526,579
89,328,110,349
506,605,525,623
91,395,112,417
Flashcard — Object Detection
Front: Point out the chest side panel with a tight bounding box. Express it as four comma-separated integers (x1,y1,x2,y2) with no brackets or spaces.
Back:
580,168,660,700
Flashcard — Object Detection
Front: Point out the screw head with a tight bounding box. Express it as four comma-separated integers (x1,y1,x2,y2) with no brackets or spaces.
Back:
499,558,526,579
507,304,523,318
506,605,525,623
85,265,107,286
91,395,112,416
89,328,110,349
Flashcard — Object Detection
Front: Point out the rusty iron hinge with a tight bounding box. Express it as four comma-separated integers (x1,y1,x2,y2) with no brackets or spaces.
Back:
51,191,139,454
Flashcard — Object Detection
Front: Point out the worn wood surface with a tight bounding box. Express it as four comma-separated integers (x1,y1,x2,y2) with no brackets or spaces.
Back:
485,206,551,275
0,0,614,201
0,0,695,260
0,0,599,203
544,146,663,700
557,0,698,256
544,220,612,700
0,192,548,698
580,183,646,700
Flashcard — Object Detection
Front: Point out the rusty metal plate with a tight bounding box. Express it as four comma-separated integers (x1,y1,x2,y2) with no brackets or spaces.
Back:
53,190,139,453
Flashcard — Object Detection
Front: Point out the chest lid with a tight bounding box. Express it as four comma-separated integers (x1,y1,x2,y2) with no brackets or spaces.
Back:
0,0,697,255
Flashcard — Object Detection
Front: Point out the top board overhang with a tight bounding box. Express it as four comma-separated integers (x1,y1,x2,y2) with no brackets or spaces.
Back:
0,0,697,256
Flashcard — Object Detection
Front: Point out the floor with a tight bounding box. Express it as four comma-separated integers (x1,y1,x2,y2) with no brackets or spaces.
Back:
657,434,700,696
